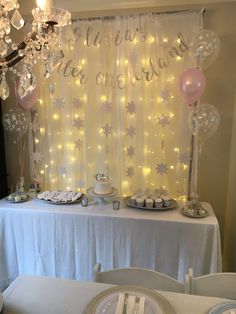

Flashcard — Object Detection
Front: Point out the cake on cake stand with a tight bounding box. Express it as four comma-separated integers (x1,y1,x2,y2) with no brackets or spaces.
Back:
87,187,117,203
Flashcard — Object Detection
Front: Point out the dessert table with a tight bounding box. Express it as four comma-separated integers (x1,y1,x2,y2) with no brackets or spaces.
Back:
2,275,231,314
0,197,222,291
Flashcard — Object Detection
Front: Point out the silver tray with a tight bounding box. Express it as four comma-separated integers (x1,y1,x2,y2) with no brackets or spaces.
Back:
209,301,236,314
86,285,176,314
124,196,177,211
36,194,83,205
5,195,30,203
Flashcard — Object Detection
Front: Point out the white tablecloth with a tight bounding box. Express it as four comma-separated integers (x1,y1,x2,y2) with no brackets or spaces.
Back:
2,275,231,314
0,198,222,291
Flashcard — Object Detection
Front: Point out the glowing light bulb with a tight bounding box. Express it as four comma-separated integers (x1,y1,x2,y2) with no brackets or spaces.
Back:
53,113,59,120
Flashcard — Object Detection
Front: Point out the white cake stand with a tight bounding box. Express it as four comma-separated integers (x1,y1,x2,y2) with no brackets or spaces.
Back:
87,187,118,203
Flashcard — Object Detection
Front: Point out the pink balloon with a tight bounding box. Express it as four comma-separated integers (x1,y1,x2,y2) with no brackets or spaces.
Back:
15,81,40,110
178,67,206,105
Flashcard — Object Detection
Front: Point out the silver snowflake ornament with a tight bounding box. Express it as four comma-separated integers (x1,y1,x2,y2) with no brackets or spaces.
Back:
73,117,85,129
101,123,113,136
127,145,135,158
31,151,42,162
53,98,65,109
73,98,83,109
178,152,190,164
126,101,136,114
155,162,168,175
126,125,136,138
157,114,170,127
101,101,112,112
74,138,83,150
160,88,170,102
126,165,135,177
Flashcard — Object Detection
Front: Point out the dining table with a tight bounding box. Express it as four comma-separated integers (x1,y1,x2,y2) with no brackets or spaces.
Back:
0,197,222,291
2,275,234,314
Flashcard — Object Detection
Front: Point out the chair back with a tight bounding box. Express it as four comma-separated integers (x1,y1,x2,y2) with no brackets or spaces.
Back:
187,268,236,299
93,263,184,293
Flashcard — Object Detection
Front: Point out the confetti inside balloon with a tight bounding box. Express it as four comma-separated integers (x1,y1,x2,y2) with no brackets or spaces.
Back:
188,103,220,141
2,109,29,137
189,29,220,69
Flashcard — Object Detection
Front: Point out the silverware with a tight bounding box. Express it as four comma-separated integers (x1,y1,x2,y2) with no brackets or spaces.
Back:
122,293,129,314
133,296,140,314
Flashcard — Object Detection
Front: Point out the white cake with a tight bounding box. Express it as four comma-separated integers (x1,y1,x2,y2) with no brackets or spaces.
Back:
94,181,112,195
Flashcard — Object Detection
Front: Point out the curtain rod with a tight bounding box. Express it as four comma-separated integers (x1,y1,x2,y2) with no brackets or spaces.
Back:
72,8,206,22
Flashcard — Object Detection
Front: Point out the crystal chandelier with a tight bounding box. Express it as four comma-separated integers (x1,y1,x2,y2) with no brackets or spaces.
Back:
0,0,71,100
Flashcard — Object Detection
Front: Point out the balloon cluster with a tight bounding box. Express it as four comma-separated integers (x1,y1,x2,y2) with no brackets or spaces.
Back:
178,28,221,141
2,109,29,137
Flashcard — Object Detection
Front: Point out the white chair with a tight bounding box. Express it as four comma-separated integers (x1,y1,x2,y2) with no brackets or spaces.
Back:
186,268,236,299
93,263,185,293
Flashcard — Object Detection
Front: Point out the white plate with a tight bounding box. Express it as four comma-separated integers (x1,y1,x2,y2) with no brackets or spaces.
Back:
86,285,175,314
87,187,118,199
124,196,177,211
209,302,236,314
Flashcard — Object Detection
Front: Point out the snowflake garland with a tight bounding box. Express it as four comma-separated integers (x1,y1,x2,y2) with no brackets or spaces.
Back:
101,123,113,136
73,98,83,109
127,145,135,158
155,162,168,175
126,125,136,138
157,114,170,127
74,139,83,150
53,98,65,109
126,165,135,177
178,152,190,164
73,117,85,129
101,101,112,112
31,151,42,162
126,101,136,114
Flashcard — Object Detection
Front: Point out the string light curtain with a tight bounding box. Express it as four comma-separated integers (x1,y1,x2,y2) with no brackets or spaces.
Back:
31,10,201,198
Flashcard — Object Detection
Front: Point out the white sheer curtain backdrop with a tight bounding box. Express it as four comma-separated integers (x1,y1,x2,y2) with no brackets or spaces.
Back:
30,10,201,197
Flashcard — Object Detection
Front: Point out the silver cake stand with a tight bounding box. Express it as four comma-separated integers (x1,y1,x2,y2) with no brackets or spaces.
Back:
87,187,118,203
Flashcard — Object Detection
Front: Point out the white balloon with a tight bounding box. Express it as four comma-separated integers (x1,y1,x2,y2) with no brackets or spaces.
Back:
2,109,29,137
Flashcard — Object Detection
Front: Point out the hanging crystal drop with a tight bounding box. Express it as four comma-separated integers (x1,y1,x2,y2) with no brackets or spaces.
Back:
0,73,10,100
0,39,8,57
11,10,24,30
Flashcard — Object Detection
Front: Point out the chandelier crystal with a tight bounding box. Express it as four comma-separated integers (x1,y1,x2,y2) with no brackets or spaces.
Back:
0,0,71,100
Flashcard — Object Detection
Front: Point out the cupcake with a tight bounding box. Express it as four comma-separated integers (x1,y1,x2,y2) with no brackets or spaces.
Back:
162,196,172,207
130,195,137,205
155,198,163,209
145,198,154,208
136,197,145,207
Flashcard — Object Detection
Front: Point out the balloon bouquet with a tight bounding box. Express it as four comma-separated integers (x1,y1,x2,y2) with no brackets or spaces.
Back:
2,82,39,193
178,29,221,217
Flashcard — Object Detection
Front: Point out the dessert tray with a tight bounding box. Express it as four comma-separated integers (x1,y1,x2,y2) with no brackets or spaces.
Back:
124,196,177,211
208,301,236,314
5,193,30,203
37,191,83,205
86,285,175,314
87,187,118,202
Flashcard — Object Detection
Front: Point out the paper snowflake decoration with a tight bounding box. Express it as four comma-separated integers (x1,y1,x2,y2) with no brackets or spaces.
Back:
157,114,170,127
101,123,113,136
155,162,168,175
58,166,67,176
178,152,190,164
76,179,85,189
73,98,83,109
73,117,85,129
53,98,65,109
126,101,136,114
126,125,136,138
101,101,112,112
127,145,135,158
126,165,135,177
160,88,170,102
31,151,42,162
129,50,138,65
74,139,83,150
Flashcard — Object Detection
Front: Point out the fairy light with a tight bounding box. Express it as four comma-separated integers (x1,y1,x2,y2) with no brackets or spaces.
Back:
53,113,59,120
35,138,39,143
170,165,174,170
57,144,62,149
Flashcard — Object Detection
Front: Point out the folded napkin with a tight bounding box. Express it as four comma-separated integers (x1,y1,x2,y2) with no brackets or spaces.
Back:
115,293,145,314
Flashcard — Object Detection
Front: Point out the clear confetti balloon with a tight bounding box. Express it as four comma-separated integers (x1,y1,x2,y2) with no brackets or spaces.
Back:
189,29,220,69
188,103,220,141
2,109,29,137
